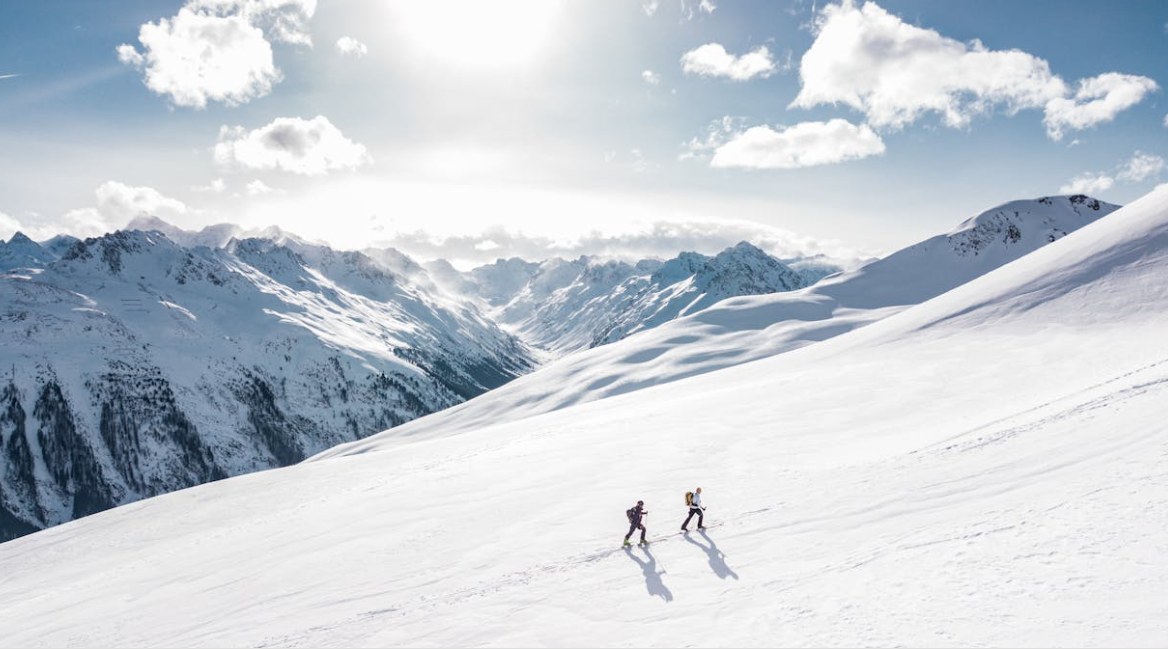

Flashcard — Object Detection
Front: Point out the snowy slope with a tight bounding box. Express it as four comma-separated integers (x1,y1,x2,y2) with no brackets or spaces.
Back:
0,228,535,541
0,189,1164,646
329,194,1117,445
465,242,811,355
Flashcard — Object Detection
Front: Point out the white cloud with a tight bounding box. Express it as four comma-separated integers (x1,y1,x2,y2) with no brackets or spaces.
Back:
1117,151,1166,183
709,119,885,170
0,210,102,242
245,179,279,195
214,115,372,176
700,0,716,14
792,2,1065,129
1061,151,1167,196
55,209,118,239
195,178,227,193
0,211,22,240
1043,73,1159,140
117,0,315,108
1059,173,1114,195
3,182,195,241
791,1,1154,140
93,181,194,224
335,36,367,58
680,115,749,161
641,69,661,86
188,0,317,45
630,148,648,173
681,43,776,81
642,0,660,16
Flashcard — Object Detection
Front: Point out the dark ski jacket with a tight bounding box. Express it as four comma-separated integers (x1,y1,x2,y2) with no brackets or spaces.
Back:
629,505,647,525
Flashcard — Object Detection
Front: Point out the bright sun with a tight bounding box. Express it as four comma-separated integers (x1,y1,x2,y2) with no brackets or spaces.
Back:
389,0,565,70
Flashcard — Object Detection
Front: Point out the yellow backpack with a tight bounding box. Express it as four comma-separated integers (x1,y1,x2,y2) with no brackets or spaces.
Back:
685,491,694,506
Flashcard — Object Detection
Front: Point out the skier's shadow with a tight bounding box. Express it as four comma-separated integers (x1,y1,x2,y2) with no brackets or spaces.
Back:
624,546,673,602
685,530,739,580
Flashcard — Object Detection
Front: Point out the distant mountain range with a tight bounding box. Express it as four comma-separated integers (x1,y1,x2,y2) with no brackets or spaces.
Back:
322,194,1120,450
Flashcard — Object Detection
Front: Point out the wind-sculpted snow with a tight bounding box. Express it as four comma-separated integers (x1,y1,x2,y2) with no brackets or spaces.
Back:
324,195,1117,451
0,228,535,541
0,189,1164,646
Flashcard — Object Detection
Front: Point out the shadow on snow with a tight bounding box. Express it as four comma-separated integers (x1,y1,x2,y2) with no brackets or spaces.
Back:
623,545,673,602
685,529,739,580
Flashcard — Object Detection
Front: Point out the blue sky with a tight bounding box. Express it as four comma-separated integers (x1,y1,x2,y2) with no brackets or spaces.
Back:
2,0,1167,265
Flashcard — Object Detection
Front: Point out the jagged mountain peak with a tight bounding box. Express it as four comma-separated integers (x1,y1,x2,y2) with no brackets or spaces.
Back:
6,231,37,247
1,232,53,272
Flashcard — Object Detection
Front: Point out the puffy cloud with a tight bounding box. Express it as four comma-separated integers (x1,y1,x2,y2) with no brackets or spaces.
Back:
1117,151,1166,183
335,36,367,58
642,0,659,16
0,211,22,239
245,179,279,195
708,119,885,170
1062,151,1167,195
1,183,194,241
681,43,776,81
93,181,194,224
630,148,648,173
0,209,106,242
214,116,372,176
1059,173,1114,195
641,69,661,86
792,1,1154,139
1044,73,1159,140
194,178,227,193
700,0,716,14
680,115,749,161
117,0,315,108
792,1,1065,129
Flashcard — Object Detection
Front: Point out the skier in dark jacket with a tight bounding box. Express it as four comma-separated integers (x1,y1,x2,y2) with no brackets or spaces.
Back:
681,487,705,531
624,500,649,546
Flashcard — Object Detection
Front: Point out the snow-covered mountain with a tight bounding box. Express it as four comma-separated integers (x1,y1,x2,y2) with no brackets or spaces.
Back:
461,242,814,354
330,194,1118,445
0,189,1163,646
0,232,57,271
0,228,536,541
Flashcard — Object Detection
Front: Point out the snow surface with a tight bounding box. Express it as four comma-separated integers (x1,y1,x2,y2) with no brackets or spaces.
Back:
0,187,1164,646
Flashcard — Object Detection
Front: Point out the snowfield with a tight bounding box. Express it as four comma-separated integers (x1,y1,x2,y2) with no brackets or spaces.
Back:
0,188,1166,646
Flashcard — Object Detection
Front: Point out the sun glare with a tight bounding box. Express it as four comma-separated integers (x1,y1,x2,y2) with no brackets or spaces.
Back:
390,0,564,70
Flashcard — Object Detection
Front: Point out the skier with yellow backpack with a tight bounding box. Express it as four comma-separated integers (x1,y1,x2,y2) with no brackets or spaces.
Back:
681,486,705,532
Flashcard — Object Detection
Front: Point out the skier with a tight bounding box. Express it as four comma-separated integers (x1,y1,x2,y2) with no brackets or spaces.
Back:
623,500,649,546
681,486,705,531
